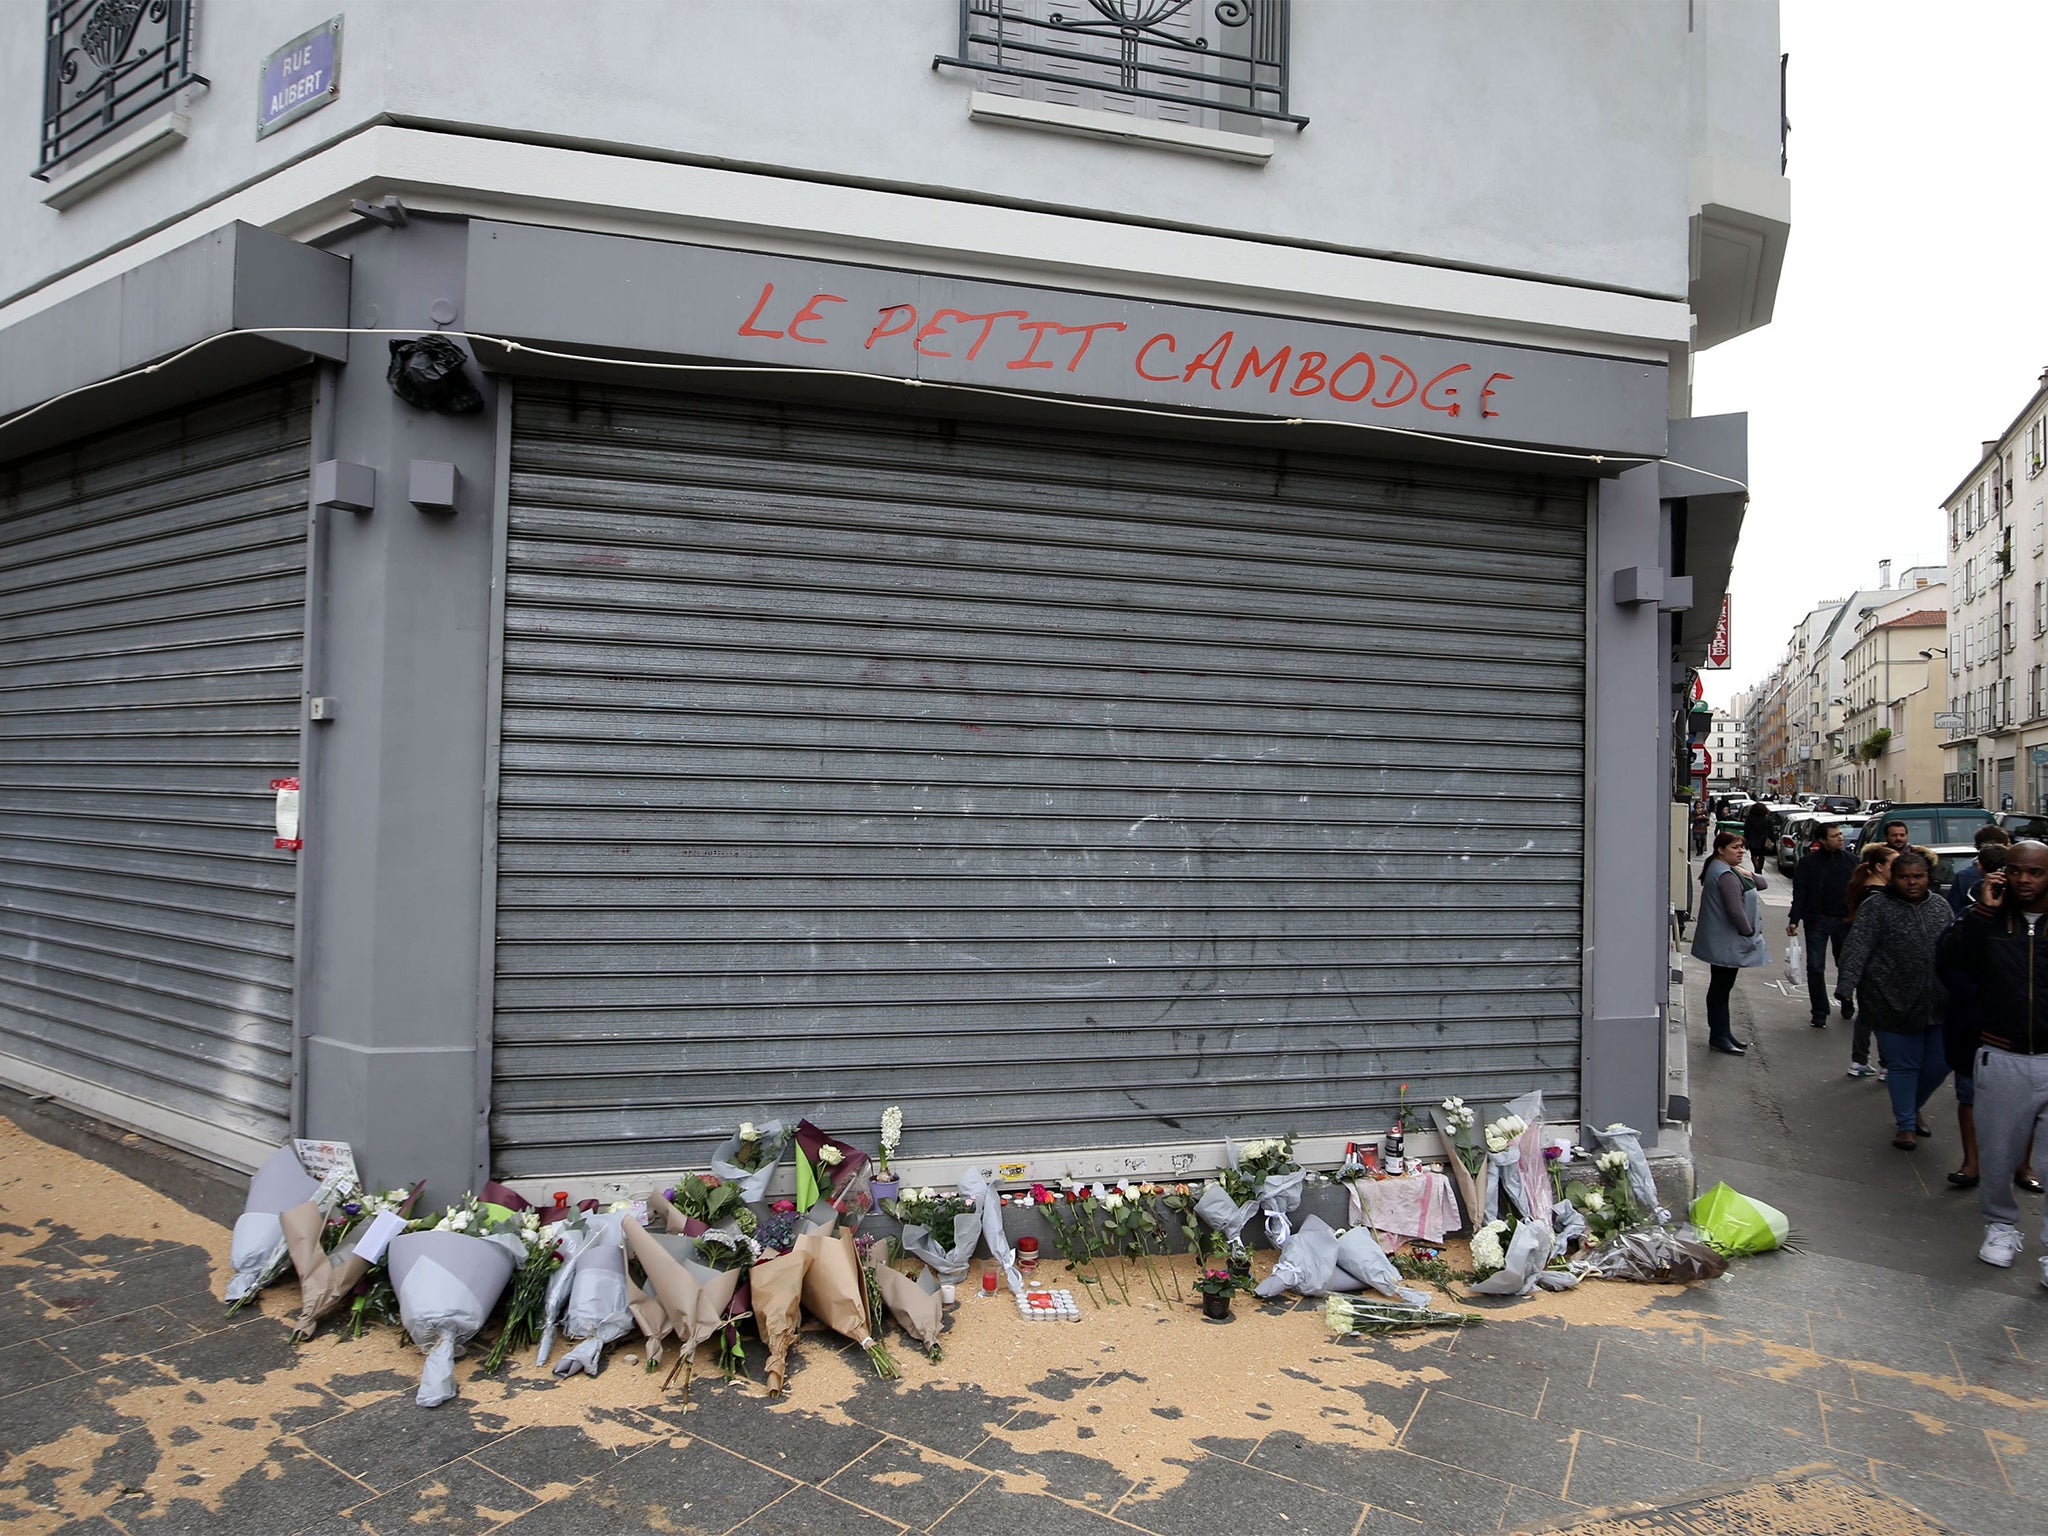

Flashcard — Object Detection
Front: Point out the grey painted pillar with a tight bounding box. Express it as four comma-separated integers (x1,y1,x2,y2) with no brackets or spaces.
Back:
299,216,500,1201
1585,464,1666,1142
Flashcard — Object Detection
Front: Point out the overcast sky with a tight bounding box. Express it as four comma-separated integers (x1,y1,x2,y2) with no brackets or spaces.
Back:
1692,0,2048,709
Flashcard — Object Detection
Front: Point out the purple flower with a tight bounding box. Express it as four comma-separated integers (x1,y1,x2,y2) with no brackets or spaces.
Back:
663,1188,676,1201
1542,1146,1563,1161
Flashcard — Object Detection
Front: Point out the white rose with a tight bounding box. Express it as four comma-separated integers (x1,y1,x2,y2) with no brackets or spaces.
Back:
1583,1190,1607,1213
739,1121,758,1139
819,1145,843,1167
919,1186,938,1202
1103,1193,1124,1211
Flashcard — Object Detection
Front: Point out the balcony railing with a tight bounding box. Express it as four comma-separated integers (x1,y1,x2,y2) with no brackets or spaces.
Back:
38,0,204,178
938,0,1305,129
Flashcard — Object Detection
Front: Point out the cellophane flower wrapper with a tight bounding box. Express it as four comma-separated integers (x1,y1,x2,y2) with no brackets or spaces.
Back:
710,1118,791,1203
750,1245,812,1393
1253,1215,1346,1297
224,1144,322,1303
537,1212,625,1373
1549,1197,1588,1250
1481,1092,1554,1228
792,1119,872,1216
1583,1227,1728,1285
900,1211,983,1287
388,1229,521,1408
1689,1183,1791,1256
959,1167,1023,1293
1468,1217,1558,1298
1216,1138,1308,1247
1588,1123,1666,1222
873,1262,944,1355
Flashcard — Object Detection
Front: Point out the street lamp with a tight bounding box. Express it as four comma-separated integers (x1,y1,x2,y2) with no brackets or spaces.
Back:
1919,648,1948,659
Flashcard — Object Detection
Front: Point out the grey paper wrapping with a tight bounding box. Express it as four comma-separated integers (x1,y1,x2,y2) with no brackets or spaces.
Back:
899,1212,982,1287
1192,1182,1258,1246
1588,1122,1666,1222
388,1231,519,1408
873,1263,943,1354
709,1118,790,1203
1583,1227,1726,1285
535,1213,617,1369
1254,1169,1308,1248
1331,1225,1406,1299
1550,1198,1588,1249
222,1144,321,1302
1253,1215,1349,1298
553,1239,634,1378
958,1167,1022,1294
1468,1220,1558,1299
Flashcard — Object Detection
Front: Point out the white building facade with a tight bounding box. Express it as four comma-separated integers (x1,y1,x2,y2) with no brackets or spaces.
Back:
0,1,1787,1198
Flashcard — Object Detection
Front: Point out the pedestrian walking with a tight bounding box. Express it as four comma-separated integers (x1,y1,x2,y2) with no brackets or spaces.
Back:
1742,801,1774,877
1788,821,1856,1029
1936,840,2048,1282
1933,844,2039,1192
1690,801,1711,858
1836,851,1954,1151
1948,824,2013,917
1842,844,1896,1077
1693,831,1769,1056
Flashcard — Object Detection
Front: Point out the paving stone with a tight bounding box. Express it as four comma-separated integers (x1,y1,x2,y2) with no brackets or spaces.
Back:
299,1395,518,1493
121,1441,369,1536
1250,1437,1512,1533
1818,1394,2005,1485
0,1337,80,1396
494,1436,796,1534
342,1457,538,1535
45,1305,201,1366
966,1432,1129,1508
1535,1384,1701,1460
839,1377,1023,1461
1418,1355,1548,1417
469,1422,662,1498
664,1385,886,1483
1500,1483,1584,1533
927,1482,1135,1536
0,1280,64,1350
1585,1338,1724,1406
1112,1451,1366,1536
825,1437,989,1528
1809,1315,1967,1384
1849,1362,2023,1432
731,1482,911,1534
1698,1335,1854,1397
1994,1429,2048,1506
1359,1508,1427,1536
1401,1388,1575,1495
1560,1434,1726,1510
1,1356,172,1461
1871,1461,2048,1536
30,1243,214,1328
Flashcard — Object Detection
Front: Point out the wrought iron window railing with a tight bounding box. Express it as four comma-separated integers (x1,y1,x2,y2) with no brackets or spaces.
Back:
38,0,205,178
938,0,1304,130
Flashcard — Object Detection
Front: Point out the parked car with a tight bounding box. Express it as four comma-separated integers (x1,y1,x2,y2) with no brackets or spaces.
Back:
1777,813,1868,875
1854,803,1999,888
1814,795,1861,814
1996,811,2048,843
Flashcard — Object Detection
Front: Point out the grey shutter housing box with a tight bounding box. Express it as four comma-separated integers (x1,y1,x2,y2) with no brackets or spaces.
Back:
0,222,349,464
312,459,376,513
408,459,457,512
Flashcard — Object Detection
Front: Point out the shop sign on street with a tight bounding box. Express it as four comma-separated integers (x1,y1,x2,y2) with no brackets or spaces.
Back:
1934,711,1964,731
1703,594,1732,669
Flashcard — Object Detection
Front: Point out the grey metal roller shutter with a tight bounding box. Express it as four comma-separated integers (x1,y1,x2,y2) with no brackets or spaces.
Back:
0,379,311,1153
493,383,1585,1177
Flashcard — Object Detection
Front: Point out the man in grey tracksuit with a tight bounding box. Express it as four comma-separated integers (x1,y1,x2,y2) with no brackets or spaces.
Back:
1937,839,2048,1284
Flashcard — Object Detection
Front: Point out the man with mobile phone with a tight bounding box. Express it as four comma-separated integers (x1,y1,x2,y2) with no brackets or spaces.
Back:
1938,840,2048,1284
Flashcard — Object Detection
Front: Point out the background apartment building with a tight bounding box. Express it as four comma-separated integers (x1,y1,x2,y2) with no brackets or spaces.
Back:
1839,586,1947,803
1944,372,2048,808
1705,701,1750,792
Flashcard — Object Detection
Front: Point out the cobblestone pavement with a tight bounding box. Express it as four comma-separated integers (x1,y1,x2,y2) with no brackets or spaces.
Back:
3,896,2045,1536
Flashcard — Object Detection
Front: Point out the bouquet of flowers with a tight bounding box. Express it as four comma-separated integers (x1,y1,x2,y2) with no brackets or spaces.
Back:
792,1119,873,1224
655,1173,754,1237
710,1119,792,1203
1480,1092,1553,1228
958,1166,1023,1294
891,1187,981,1289
387,1197,527,1407
621,1218,754,1393
1196,1134,1307,1250
749,1240,811,1394
481,1209,572,1373
795,1227,897,1378
870,1251,944,1361
877,1105,903,1180
536,1210,634,1377
223,1143,326,1309
1325,1293,1482,1336
1587,1122,1666,1223
1560,1150,1644,1244
1331,1224,1412,1300
1102,1184,1175,1302
1581,1226,1727,1284
287,1182,423,1341
1467,1213,1566,1298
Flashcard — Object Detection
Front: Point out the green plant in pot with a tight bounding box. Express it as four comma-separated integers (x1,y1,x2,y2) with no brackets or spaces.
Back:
1195,1267,1237,1319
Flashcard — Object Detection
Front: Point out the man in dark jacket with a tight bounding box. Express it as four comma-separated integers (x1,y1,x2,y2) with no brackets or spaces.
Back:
1742,801,1774,876
1789,821,1856,1027
1949,824,2013,916
1938,839,2048,1281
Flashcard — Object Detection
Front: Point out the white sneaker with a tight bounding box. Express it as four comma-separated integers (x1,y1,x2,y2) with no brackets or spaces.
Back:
1846,1063,1875,1078
1980,1223,2024,1268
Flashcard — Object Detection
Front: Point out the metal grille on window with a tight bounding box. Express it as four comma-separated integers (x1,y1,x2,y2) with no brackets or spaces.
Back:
38,0,204,178
939,0,1305,130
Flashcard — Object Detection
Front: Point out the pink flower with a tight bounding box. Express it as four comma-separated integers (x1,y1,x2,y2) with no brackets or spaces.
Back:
1030,1183,1052,1205
771,1198,797,1214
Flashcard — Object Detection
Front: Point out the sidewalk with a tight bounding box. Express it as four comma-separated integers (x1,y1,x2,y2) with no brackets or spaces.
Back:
4,973,2046,1536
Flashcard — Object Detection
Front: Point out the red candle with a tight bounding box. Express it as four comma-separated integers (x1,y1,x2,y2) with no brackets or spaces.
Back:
982,1270,999,1294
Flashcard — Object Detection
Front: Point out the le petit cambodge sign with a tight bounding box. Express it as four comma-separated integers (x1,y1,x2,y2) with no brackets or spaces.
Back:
258,18,341,139
463,222,1669,459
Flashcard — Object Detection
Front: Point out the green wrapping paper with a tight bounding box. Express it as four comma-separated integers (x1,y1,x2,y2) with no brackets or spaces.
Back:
1690,1182,1791,1255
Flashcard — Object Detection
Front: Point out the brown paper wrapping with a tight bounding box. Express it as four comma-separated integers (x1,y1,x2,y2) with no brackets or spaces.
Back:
286,1212,375,1342
279,1201,329,1287
623,1218,742,1377
627,1276,670,1364
873,1263,942,1353
750,1247,812,1394
795,1228,873,1350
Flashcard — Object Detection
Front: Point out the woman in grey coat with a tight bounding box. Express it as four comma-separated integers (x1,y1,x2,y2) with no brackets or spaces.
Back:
1693,831,1770,1056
